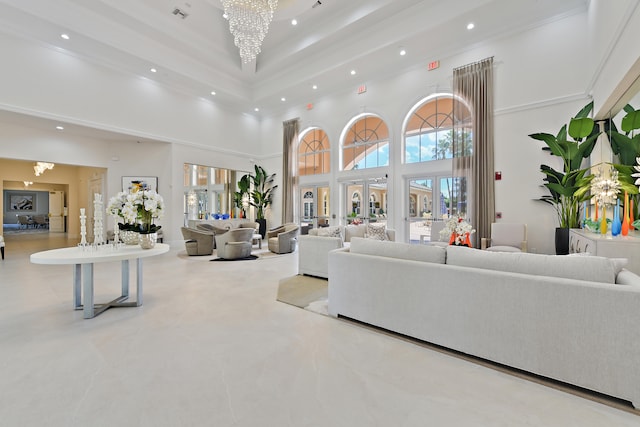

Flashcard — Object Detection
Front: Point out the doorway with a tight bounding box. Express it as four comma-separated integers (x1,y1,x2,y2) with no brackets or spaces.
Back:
344,178,388,225
407,176,453,243
300,185,330,230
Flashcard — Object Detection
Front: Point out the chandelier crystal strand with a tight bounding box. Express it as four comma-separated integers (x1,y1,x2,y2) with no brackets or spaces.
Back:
221,0,278,63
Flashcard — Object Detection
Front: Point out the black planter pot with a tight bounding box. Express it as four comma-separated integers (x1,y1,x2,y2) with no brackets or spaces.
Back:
555,227,570,255
257,218,267,238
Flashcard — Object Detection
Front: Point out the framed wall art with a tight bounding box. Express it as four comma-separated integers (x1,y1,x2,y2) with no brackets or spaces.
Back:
8,193,36,211
122,176,158,193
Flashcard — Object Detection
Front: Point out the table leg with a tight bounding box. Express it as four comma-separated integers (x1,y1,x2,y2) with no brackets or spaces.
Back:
136,258,143,306
82,263,94,319
121,259,129,298
73,264,82,309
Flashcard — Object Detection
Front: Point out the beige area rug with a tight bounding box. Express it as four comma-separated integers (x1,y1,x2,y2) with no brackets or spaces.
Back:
277,274,329,316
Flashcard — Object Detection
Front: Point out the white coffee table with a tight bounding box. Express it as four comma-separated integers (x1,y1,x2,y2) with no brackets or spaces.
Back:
252,233,262,249
30,244,169,319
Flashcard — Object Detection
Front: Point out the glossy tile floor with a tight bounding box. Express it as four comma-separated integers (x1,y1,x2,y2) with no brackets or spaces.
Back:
1,232,639,426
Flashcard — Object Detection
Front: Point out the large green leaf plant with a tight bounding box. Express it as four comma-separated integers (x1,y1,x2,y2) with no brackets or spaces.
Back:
242,165,277,220
607,104,640,211
529,102,600,228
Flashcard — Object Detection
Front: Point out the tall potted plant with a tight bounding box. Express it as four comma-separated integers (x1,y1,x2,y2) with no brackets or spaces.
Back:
529,101,600,254
243,165,277,236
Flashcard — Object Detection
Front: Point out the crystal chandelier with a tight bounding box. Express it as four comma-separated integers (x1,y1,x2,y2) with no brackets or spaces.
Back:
34,161,55,176
221,0,278,64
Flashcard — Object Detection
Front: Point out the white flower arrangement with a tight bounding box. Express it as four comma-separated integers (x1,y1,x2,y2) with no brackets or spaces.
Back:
632,157,640,190
106,190,164,233
439,215,475,245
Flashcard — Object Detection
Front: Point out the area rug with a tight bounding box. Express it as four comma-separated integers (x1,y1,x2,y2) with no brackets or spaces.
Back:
277,274,329,316
210,255,258,261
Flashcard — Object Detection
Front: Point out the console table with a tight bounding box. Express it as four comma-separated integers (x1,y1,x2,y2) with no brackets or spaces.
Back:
569,229,640,275
30,244,169,319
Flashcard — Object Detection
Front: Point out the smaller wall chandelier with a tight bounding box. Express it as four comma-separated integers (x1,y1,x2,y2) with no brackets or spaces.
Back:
34,161,55,176
221,0,278,64
591,165,621,206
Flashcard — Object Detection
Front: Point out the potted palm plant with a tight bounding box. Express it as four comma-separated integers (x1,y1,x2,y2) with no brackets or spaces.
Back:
529,102,600,254
242,165,277,236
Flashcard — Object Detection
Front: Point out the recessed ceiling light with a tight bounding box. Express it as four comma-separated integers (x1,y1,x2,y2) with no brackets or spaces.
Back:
291,18,297,25
400,49,407,56
312,84,318,90
467,22,475,30
223,13,228,20
254,108,260,112
56,126,64,130
281,97,286,102
150,68,157,73
60,34,69,40
350,70,356,75
210,91,216,96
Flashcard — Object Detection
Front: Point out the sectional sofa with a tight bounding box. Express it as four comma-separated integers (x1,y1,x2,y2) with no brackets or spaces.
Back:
298,223,395,278
328,238,640,408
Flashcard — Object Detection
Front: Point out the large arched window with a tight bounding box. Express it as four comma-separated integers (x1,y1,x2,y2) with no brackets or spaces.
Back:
298,128,330,176
404,94,472,163
342,114,389,170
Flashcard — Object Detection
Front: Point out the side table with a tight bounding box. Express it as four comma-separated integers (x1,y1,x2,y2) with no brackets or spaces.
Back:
569,229,640,275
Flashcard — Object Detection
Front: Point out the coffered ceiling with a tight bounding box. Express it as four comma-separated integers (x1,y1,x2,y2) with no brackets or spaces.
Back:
0,0,587,120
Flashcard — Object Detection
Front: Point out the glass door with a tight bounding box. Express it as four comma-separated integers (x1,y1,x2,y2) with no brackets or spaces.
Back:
300,185,330,230
344,178,388,225
407,176,452,243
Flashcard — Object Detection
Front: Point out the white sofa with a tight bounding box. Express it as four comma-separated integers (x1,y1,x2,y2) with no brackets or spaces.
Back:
328,238,640,408
298,224,395,278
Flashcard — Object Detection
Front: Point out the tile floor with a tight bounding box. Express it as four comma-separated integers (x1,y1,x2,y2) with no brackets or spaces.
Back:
0,233,638,426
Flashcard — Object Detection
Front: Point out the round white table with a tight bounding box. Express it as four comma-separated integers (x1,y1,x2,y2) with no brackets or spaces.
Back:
31,244,169,319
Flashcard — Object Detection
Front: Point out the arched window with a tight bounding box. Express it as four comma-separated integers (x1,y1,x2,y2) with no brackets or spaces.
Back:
342,114,389,170
404,94,472,163
298,128,330,175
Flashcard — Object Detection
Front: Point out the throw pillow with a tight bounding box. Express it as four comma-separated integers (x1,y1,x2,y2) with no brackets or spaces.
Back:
366,223,388,241
317,226,342,239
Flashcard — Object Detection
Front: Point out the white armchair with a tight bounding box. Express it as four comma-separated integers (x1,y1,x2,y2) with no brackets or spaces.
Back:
481,223,527,252
0,235,4,260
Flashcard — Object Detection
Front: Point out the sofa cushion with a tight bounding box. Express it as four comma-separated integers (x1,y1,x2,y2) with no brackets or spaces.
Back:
350,237,446,264
366,223,388,241
446,245,621,284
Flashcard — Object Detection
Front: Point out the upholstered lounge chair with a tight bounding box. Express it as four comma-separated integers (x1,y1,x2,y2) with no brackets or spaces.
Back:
196,223,231,248
481,223,527,252
267,223,299,254
214,228,254,259
181,227,214,256
0,235,4,260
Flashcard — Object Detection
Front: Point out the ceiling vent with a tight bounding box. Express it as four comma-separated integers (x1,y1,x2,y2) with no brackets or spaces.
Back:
172,8,189,19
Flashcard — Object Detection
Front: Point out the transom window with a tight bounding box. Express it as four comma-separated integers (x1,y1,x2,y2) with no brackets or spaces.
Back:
342,114,389,170
298,128,330,175
404,95,472,163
